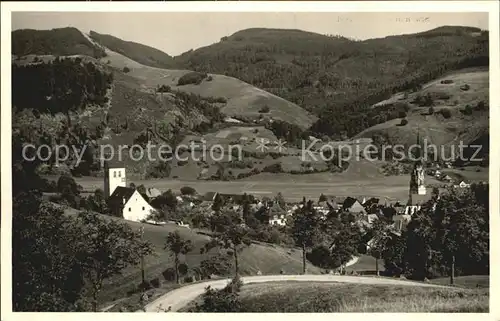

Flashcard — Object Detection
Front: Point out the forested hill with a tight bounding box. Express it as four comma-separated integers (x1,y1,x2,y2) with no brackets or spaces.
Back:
12,27,107,58
11,26,489,140
89,31,175,69
173,26,489,138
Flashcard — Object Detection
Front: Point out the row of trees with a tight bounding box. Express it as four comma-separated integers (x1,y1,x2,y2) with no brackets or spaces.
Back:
374,183,489,280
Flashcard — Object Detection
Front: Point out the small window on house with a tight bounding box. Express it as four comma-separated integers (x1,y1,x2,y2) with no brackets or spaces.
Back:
128,207,131,212
118,171,121,177
142,206,145,211
113,171,117,178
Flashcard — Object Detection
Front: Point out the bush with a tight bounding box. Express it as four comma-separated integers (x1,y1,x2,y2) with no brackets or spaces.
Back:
259,105,270,113
138,281,152,291
440,108,452,119
428,106,434,115
262,163,283,173
150,278,161,288
177,71,208,86
180,186,197,195
123,66,130,73
460,84,470,91
206,75,213,81
157,84,171,93
462,105,473,115
162,267,176,281
177,160,188,166
184,276,194,283
399,118,408,126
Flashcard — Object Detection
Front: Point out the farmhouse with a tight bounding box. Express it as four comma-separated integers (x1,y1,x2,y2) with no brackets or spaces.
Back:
108,186,155,222
454,180,471,188
342,197,367,214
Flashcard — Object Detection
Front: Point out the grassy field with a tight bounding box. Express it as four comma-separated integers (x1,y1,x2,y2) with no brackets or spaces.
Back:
62,207,321,309
73,172,447,202
429,275,489,289
225,281,489,312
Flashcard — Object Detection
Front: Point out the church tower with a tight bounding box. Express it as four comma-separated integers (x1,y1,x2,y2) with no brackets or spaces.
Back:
103,161,127,197
408,128,426,205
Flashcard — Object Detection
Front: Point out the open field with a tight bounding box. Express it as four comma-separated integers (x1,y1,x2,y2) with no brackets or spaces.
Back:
429,275,489,289
229,281,488,312
73,173,452,202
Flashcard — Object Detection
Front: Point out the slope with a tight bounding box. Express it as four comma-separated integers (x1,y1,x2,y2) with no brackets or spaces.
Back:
61,206,321,307
173,26,489,138
354,67,489,162
89,30,317,129
12,27,107,58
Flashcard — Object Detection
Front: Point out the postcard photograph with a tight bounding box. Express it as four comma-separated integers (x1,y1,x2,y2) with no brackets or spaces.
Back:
1,2,498,316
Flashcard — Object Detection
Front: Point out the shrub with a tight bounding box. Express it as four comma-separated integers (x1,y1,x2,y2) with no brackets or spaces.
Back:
440,108,452,119
138,281,152,291
463,105,473,115
123,66,130,73
428,106,434,115
400,118,408,126
157,84,171,93
180,186,197,195
262,163,283,173
259,105,270,113
162,267,176,281
184,276,194,283
177,71,208,86
150,278,161,288
460,84,470,91
440,79,454,84
177,160,188,166
206,75,213,81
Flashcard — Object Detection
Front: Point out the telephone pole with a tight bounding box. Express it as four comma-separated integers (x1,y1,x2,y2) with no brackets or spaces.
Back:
140,225,145,284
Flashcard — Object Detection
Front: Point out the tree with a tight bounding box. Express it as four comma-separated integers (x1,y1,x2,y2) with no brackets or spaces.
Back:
204,211,252,276
289,200,321,274
318,193,327,202
367,219,394,276
72,212,153,311
57,173,81,207
275,192,286,209
212,193,224,213
12,193,87,311
164,231,193,284
180,186,197,195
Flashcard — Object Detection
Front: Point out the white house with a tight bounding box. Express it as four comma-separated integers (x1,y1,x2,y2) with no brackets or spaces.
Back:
454,180,471,188
108,186,155,222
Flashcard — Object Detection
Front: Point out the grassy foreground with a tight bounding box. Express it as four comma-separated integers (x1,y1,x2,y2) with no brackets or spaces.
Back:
225,281,488,312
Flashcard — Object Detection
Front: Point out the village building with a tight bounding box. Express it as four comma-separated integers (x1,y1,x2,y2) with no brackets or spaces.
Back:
105,165,155,223
342,197,367,214
454,180,471,188
393,131,434,232
103,162,126,197
108,186,155,222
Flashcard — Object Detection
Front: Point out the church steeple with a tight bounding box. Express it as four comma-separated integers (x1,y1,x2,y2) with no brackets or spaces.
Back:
408,127,426,205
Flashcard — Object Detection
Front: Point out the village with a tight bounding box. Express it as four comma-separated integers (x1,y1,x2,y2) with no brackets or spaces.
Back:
102,158,474,235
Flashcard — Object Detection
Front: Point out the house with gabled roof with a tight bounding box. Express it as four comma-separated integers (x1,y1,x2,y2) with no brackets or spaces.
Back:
108,186,155,222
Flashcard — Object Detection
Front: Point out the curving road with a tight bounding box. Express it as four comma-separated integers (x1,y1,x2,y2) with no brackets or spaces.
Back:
142,274,445,312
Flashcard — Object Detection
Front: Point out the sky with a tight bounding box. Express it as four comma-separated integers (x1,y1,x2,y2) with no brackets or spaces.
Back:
12,12,488,56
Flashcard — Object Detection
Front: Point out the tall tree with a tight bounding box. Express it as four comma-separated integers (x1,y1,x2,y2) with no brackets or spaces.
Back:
204,210,252,276
72,212,153,311
164,231,193,284
289,199,321,274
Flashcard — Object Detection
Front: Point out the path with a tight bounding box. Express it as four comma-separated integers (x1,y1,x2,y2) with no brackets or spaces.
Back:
142,274,444,312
